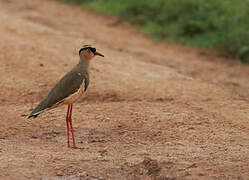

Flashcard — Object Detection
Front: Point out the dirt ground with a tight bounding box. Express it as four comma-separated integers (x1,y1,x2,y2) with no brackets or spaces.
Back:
0,0,249,179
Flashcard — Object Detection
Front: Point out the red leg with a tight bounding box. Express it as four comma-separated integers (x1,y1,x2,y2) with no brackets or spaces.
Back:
68,104,76,148
66,104,70,148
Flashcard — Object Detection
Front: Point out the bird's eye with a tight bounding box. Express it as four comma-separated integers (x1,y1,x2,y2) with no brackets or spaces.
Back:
90,48,96,53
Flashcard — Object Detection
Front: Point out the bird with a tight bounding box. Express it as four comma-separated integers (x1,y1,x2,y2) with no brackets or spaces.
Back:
28,45,104,148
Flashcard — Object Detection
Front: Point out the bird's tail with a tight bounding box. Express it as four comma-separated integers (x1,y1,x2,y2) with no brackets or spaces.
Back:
28,101,50,119
28,112,40,118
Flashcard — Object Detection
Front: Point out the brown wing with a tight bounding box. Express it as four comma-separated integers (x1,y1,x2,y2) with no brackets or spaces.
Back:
28,71,86,118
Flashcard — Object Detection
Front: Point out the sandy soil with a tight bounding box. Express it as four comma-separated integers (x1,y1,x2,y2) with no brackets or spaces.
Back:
0,0,249,179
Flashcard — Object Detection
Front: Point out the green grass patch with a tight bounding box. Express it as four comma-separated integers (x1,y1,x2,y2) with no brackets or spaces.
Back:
60,0,249,62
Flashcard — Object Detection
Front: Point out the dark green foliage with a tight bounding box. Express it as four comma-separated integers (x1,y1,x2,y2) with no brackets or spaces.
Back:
60,0,249,62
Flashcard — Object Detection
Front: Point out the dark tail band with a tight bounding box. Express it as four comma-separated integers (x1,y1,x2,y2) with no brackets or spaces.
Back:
28,113,40,119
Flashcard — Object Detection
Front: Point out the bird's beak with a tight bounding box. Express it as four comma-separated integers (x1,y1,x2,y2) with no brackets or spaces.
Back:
94,51,104,57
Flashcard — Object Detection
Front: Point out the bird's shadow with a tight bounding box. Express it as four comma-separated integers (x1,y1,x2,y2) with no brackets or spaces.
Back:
71,146,85,150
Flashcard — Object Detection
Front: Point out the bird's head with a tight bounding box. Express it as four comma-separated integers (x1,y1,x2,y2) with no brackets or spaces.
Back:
79,45,104,61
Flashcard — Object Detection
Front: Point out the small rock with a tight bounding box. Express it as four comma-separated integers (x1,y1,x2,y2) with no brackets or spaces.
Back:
56,170,64,176
77,171,87,177
31,135,38,139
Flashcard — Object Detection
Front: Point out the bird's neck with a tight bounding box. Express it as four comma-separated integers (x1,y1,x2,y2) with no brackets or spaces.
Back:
78,58,90,73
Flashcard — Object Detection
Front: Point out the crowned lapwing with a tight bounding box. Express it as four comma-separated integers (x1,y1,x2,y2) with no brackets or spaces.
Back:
28,45,104,148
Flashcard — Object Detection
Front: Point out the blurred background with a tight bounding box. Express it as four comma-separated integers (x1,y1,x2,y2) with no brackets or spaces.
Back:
61,0,249,63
